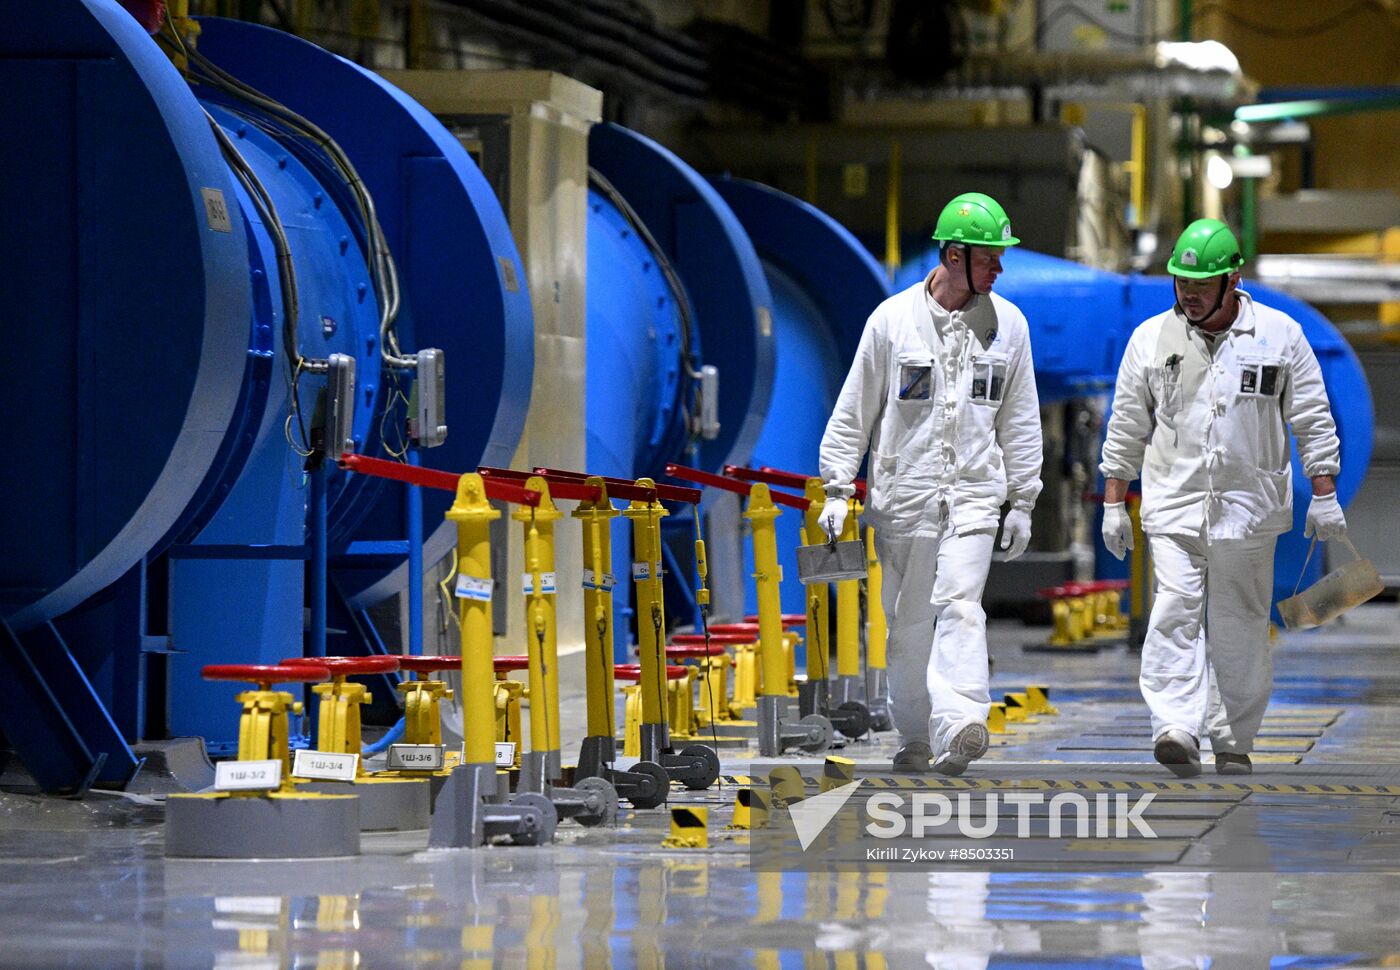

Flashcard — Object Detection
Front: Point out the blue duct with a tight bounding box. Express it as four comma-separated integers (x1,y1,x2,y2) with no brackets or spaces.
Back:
896,246,1374,608
712,179,892,620
585,124,775,656
0,1,532,770
583,132,891,652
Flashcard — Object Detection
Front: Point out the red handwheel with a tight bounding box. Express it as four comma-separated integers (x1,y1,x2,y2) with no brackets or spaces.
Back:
202,663,332,689
281,655,401,676
399,655,463,675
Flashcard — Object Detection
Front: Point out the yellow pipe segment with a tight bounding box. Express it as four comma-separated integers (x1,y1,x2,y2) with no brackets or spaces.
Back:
572,477,620,739
512,477,563,755
444,473,501,766
623,481,670,726
745,484,789,700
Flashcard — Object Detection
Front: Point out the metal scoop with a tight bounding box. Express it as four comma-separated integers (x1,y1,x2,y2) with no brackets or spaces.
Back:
796,516,868,585
1277,536,1384,631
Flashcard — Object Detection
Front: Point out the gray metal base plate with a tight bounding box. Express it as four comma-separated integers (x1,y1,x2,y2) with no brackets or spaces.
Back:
298,776,430,831
372,770,452,809
165,793,359,859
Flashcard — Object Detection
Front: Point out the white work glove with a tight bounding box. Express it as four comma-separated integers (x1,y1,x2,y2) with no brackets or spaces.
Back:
820,496,849,542
1304,492,1347,541
999,508,1032,560
1102,502,1134,561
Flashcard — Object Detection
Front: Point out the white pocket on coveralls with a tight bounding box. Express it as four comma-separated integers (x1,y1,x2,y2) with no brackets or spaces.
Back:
896,351,933,402
969,352,1008,406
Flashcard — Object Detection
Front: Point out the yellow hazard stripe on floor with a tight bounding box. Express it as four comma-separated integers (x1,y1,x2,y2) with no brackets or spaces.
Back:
719,775,1400,796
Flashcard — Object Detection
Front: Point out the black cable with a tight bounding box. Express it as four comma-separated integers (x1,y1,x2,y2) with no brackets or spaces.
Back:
651,601,666,749
534,618,552,776
587,167,704,450
1195,0,1394,39
596,611,615,738
691,510,721,784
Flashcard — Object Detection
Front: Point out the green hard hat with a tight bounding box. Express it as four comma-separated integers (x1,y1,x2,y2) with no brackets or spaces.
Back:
932,192,1020,247
1168,218,1244,278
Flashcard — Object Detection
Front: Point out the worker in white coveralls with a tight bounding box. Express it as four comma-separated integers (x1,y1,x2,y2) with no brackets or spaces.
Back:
819,192,1044,776
1100,218,1346,777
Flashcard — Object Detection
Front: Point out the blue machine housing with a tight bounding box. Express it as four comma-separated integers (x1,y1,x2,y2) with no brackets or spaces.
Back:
585,124,776,656
895,246,1374,608
0,1,534,784
584,146,893,650
1,1,254,633
713,178,892,621
194,19,535,612
588,124,777,476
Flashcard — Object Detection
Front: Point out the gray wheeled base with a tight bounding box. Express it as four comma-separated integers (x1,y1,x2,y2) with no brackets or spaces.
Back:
575,736,670,810
575,735,614,781
640,722,719,791
799,679,872,739
298,776,431,831
165,792,359,859
515,751,619,826
758,695,834,757
428,762,557,848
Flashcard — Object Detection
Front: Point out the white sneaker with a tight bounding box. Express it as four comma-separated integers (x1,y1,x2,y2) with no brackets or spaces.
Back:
1153,728,1201,778
1215,753,1252,775
892,741,932,773
933,723,990,777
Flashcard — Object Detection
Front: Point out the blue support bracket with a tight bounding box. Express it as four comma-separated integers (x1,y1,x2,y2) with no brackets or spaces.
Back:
0,617,143,794
324,574,404,725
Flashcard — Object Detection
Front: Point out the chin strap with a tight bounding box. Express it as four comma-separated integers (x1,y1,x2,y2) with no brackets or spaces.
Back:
1178,275,1229,326
944,243,983,296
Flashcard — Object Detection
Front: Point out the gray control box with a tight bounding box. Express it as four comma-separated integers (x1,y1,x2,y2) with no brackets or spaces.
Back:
325,352,356,459
410,348,448,448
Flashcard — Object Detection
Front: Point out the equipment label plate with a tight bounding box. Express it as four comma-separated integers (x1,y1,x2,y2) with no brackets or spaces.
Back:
291,750,358,782
582,569,616,591
455,575,493,601
201,187,233,233
522,571,556,595
214,759,281,792
495,742,517,767
387,744,445,770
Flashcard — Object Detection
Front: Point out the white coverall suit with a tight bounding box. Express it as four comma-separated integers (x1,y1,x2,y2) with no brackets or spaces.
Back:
1100,291,1341,753
820,270,1044,757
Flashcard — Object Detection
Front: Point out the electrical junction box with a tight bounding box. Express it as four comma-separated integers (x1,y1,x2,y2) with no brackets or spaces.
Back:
410,348,448,448
326,353,357,459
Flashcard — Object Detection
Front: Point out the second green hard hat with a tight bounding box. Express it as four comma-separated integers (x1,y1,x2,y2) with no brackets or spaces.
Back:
1168,218,1243,278
932,192,1020,247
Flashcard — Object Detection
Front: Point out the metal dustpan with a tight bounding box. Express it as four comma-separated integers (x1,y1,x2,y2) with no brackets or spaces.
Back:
1277,536,1384,631
797,527,867,585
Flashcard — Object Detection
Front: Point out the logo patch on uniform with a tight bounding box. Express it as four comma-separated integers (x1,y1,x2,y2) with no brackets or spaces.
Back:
1181,248,1199,267
984,327,998,343
1002,224,1012,240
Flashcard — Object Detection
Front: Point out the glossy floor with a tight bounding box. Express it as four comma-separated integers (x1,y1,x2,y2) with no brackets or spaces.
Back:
4,605,1400,968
